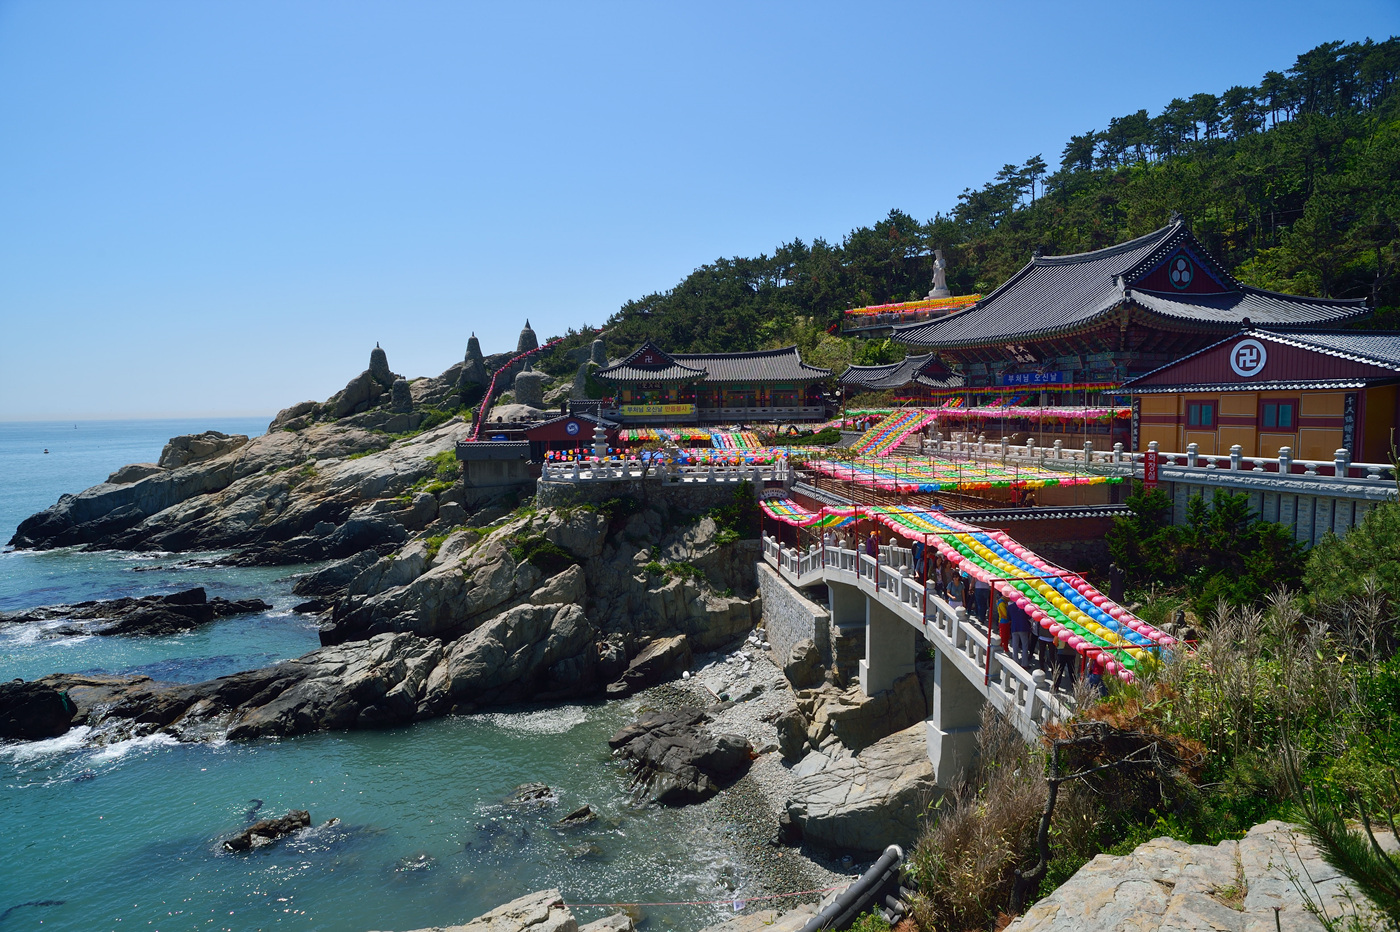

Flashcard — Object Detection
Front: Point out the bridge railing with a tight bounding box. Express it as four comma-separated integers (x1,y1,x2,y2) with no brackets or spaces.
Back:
920,435,1395,484
762,534,1071,734
541,460,791,484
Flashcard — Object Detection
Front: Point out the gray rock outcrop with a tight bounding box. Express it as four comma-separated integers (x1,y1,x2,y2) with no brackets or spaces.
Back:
793,672,926,753
159,431,249,469
6,560,603,742
785,721,940,854
382,889,577,932
514,362,546,408
107,463,166,485
9,417,458,559
391,379,413,413
1007,820,1397,932
608,707,752,804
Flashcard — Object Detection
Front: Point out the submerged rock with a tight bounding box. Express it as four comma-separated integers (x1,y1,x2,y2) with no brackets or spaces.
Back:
0,587,271,637
224,809,313,851
506,783,558,809
553,805,597,828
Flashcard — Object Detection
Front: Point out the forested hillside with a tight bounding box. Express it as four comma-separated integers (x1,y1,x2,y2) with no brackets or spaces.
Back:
539,38,1400,376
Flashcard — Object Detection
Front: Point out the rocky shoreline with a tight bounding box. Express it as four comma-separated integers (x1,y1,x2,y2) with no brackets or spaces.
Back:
0,343,922,931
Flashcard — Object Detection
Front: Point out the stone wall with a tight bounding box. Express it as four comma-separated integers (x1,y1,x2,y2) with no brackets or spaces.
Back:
757,563,830,670
536,477,744,514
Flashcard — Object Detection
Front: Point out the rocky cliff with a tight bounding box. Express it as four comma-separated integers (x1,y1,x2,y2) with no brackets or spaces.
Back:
4,343,761,747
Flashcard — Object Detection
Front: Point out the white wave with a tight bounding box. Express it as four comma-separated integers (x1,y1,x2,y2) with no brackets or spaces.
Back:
0,726,94,762
87,731,181,764
476,705,591,735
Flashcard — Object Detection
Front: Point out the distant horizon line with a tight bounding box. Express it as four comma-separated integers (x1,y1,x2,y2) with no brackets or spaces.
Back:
0,414,275,424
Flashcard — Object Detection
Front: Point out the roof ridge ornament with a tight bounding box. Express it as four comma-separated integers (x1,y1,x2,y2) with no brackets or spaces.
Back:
1169,209,1183,225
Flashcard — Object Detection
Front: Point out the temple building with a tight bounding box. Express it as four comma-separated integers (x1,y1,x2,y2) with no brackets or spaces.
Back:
838,353,964,400
891,218,1369,392
1122,329,1400,460
593,342,831,423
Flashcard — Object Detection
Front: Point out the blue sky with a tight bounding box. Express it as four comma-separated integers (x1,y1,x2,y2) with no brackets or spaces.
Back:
2,1,1397,420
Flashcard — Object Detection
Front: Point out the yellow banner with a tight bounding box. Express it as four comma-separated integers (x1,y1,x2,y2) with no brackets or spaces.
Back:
619,404,695,416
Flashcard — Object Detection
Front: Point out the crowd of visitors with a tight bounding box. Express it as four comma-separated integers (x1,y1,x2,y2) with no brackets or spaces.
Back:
824,526,1096,694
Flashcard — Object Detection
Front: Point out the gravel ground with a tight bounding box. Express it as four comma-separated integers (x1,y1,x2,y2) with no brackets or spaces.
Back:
629,626,875,919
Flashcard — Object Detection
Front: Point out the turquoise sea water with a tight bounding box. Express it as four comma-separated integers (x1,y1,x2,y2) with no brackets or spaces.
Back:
0,421,747,932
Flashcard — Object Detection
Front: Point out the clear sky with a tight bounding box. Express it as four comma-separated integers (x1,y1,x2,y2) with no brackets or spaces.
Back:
2,1,1397,420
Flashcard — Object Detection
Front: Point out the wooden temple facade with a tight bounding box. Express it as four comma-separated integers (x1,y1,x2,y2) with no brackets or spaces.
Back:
891,219,1370,394
593,342,832,423
1122,329,1400,460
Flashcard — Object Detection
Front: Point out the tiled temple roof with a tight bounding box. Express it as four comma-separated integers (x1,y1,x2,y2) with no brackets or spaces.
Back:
894,221,1368,350
595,342,830,384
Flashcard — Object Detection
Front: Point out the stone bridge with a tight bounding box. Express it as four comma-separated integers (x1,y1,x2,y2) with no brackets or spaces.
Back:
762,535,1072,787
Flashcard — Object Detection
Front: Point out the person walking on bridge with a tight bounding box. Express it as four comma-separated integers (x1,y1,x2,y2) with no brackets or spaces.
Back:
1008,598,1033,668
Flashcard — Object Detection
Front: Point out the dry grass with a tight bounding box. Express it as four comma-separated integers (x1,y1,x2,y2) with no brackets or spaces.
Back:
905,704,1046,932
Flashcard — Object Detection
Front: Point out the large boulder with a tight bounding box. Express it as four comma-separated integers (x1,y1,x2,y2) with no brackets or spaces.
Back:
605,635,691,697
608,707,752,804
107,463,166,485
434,602,598,709
775,708,810,762
381,889,577,932
796,672,926,753
158,431,249,469
1006,820,1398,932
331,370,385,418
783,638,823,689
785,721,940,855
514,364,547,408
0,680,76,739
270,400,318,429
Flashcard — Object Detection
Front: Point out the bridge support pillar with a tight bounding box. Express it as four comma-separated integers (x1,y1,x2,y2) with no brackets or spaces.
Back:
859,595,915,697
827,582,866,686
925,648,985,786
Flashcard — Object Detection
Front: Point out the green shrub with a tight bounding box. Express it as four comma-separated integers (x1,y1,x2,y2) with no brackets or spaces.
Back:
709,482,761,543
428,449,459,480
1304,499,1400,617
417,405,461,433
508,534,579,576
847,912,891,932
1108,484,1305,619
423,533,451,562
595,495,642,527
643,560,702,581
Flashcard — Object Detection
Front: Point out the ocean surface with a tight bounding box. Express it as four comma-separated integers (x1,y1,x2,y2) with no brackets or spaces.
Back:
0,420,751,932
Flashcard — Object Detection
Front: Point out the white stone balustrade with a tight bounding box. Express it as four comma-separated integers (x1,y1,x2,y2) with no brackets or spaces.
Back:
761,533,1072,757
